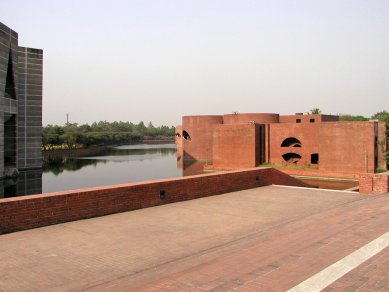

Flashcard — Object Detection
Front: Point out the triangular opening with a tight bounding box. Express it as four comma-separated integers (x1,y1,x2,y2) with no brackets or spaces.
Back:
5,49,16,99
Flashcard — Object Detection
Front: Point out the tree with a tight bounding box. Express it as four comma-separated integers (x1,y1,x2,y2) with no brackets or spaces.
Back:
42,125,64,148
339,114,369,121
62,123,81,148
42,120,175,149
371,110,389,123
310,108,322,114
137,121,147,135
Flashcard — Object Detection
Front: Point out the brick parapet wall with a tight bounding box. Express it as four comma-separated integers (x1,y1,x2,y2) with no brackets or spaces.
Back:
359,172,389,194
0,167,308,234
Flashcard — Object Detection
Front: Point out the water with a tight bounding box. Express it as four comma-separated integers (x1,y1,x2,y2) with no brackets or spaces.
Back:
1,144,205,198
0,143,358,198
299,177,358,190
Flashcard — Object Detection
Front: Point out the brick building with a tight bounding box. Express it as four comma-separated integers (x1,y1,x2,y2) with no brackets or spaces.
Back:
0,22,43,179
176,113,387,176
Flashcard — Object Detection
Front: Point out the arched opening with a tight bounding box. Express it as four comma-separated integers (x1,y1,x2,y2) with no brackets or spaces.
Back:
281,137,302,147
282,153,301,164
182,130,191,141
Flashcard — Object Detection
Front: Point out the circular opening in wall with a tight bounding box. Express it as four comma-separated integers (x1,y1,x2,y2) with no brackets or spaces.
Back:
183,130,191,141
175,132,181,138
282,153,302,164
281,137,302,147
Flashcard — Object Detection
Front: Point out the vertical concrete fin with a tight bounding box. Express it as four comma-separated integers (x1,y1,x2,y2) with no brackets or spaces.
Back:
5,48,16,99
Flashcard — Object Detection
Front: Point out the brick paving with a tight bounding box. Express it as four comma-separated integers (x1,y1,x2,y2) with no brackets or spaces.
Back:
323,247,389,291
0,185,388,291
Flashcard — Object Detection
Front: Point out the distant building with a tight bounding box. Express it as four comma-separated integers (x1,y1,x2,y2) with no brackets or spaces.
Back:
0,22,43,178
176,113,387,176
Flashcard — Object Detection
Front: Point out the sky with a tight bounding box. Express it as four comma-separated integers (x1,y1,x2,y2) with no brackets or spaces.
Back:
1,0,388,126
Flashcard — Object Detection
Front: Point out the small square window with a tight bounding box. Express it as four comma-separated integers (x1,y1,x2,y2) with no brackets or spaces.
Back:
310,119,315,123
296,119,301,123
311,153,319,164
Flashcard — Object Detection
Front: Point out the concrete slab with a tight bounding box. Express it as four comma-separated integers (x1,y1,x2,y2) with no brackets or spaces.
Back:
0,185,388,291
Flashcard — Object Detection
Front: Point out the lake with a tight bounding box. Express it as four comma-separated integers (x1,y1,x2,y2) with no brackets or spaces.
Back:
0,143,358,198
0,144,206,198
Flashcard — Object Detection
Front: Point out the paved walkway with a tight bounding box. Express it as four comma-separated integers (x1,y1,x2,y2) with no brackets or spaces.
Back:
0,185,388,291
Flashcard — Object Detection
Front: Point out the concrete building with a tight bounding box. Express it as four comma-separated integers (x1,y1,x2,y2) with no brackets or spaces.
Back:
0,22,43,179
176,113,387,177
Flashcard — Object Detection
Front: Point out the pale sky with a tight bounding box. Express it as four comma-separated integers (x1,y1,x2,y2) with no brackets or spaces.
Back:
1,0,388,126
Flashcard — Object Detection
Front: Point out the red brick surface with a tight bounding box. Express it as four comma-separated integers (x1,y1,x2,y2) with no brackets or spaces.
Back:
223,113,279,124
0,168,307,234
182,115,223,161
212,124,258,169
279,114,339,123
269,123,319,168
175,125,183,148
323,247,389,291
359,172,389,194
319,122,377,173
1,186,387,291
178,113,387,177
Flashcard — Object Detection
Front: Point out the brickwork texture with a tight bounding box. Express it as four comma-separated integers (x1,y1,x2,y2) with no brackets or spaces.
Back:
0,167,307,234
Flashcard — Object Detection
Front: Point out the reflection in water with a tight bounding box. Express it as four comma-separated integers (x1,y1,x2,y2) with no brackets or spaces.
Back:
2,144,184,198
299,178,358,190
0,169,42,198
43,156,100,175
1,143,359,198
180,159,207,177
42,145,177,175
42,144,187,193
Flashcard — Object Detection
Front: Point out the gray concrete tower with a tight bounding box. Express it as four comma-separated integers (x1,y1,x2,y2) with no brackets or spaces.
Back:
0,22,43,179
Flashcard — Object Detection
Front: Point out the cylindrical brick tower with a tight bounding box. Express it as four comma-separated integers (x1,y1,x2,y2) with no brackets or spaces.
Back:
181,115,223,162
223,113,279,125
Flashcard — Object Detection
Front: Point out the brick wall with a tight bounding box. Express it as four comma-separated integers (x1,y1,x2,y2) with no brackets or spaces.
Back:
0,167,308,234
212,124,258,169
359,172,389,194
223,113,279,124
319,122,376,173
279,114,338,124
269,123,319,168
182,115,223,161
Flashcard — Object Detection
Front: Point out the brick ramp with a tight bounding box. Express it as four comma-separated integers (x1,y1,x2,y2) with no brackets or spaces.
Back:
0,167,307,234
0,186,388,291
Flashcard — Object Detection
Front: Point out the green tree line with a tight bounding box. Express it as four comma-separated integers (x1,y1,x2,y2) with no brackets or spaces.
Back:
43,121,175,150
